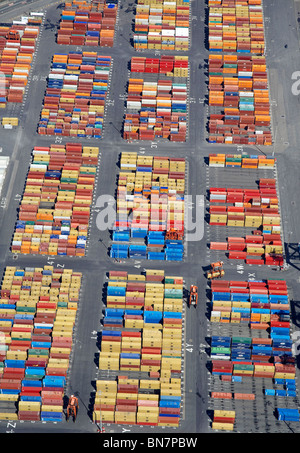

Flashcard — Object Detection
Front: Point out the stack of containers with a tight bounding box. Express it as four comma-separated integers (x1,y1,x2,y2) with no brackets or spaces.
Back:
207,54,272,145
208,178,283,265
11,143,99,256
0,266,81,421
159,378,181,427
210,280,290,328
276,408,300,422
208,153,276,168
111,153,185,260
133,0,190,52
0,24,40,106
57,0,118,47
94,376,181,426
95,270,183,426
208,0,265,54
210,336,231,360
124,56,188,142
209,278,298,426
212,410,235,430
207,0,273,146
209,279,295,367
93,380,117,423
37,52,112,138
210,335,294,380
131,55,188,77
231,337,252,362
211,360,233,377
2,117,18,128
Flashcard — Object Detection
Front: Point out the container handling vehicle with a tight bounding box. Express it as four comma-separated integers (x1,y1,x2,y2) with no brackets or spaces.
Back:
206,261,225,280
189,285,198,307
5,30,20,41
66,395,79,422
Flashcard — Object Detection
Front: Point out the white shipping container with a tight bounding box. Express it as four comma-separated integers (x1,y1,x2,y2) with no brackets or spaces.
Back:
238,71,253,77
64,75,78,80
30,164,47,170
141,100,156,105
209,35,222,40
162,30,175,37
0,157,9,166
127,102,142,110
210,355,231,361
49,74,64,79
175,28,189,37
6,42,20,47
12,241,22,246
239,91,254,97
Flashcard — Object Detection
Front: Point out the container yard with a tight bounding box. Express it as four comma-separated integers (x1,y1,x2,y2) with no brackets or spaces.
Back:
207,54,272,145
208,0,265,54
208,279,300,431
94,269,183,427
133,0,190,52
0,265,81,422
111,152,185,260
37,52,112,138
207,0,272,146
11,143,99,256
0,22,41,107
56,0,118,47
0,0,300,438
207,155,284,267
123,55,188,141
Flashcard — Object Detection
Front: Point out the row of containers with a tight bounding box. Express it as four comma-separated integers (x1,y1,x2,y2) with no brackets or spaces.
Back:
2,117,18,129
123,56,188,142
212,410,236,431
207,54,272,145
94,377,181,426
56,0,118,48
207,0,273,146
37,52,112,139
0,266,82,422
208,0,266,54
93,269,183,426
110,152,185,261
133,0,190,52
209,279,300,430
210,279,290,326
208,153,276,168
208,177,284,266
10,143,99,256
0,23,40,107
